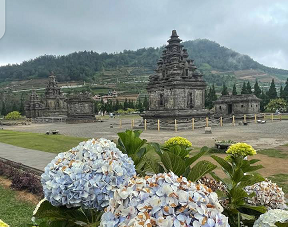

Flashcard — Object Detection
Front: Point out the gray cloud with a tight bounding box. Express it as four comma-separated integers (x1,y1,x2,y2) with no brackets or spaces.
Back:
0,0,287,69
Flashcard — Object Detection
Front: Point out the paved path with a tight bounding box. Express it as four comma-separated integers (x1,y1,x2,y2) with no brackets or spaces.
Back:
0,142,56,171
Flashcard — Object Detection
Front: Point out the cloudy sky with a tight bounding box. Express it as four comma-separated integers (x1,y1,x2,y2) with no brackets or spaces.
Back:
0,0,287,69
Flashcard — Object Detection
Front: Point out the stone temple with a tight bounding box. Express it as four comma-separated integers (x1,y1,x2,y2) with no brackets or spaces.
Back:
142,30,208,127
43,72,67,117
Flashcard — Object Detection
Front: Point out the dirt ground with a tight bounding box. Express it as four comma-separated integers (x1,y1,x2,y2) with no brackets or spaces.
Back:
3,118,288,180
4,118,288,149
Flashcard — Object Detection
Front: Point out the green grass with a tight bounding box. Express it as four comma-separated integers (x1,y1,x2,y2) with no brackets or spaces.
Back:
0,185,34,227
0,130,88,153
268,174,288,194
257,148,288,159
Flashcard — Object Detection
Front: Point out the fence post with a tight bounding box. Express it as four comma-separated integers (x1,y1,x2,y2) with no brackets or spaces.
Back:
175,119,177,132
192,118,195,131
271,113,274,122
133,119,135,128
220,116,223,127
232,115,235,126
119,119,122,128
264,113,266,120
157,119,160,131
280,114,282,121
131,119,134,129
206,117,209,127
244,114,246,123
254,114,257,123
144,119,147,131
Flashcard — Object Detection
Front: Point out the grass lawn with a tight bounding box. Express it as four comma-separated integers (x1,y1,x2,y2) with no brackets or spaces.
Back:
0,185,34,227
0,130,88,153
258,148,288,159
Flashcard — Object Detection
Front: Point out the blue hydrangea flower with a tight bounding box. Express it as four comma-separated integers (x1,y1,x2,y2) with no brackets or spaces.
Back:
41,138,136,209
100,172,230,227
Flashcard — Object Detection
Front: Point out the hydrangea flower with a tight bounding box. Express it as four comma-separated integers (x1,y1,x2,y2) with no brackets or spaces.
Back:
245,179,287,210
253,209,288,227
164,137,192,148
41,138,136,209
226,143,256,156
100,172,229,227
0,220,9,227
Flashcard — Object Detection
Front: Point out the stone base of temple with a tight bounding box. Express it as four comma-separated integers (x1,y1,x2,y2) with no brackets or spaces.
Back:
66,115,96,124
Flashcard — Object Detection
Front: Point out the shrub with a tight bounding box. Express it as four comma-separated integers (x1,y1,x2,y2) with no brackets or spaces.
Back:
41,138,136,209
164,136,192,148
253,209,288,227
100,172,229,227
245,179,287,210
265,98,287,113
226,142,257,156
4,111,22,120
0,160,43,196
211,143,266,226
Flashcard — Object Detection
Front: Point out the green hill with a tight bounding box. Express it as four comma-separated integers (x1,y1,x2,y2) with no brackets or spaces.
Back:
0,39,287,87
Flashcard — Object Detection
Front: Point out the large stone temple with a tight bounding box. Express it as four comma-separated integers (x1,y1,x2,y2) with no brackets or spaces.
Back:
43,72,67,117
142,30,209,126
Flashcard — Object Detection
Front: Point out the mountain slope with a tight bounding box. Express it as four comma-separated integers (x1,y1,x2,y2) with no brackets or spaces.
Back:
0,39,287,84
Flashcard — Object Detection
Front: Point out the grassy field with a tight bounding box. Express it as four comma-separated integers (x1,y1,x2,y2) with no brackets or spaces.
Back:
0,130,88,153
0,185,34,227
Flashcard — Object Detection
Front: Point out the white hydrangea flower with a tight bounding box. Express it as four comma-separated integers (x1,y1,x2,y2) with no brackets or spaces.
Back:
41,138,136,210
245,179,287,210
100,172,230,227
253,209,288,227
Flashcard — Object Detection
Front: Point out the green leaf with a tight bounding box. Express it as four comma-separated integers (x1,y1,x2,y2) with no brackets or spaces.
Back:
249,159,260,164
161,151,186,176
232,168,244,184
211,155,233,176
185,146,209,167
275,222,288,227
242,164,264,172
142,153,164,174
230,187,248,204
34,201,88,223
117,130,147,156
238,173,265,188
241,204,267,213
187,160,217,182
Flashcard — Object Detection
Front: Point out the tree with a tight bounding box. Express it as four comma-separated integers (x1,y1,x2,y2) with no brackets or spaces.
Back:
211,84,217,101
136,99,144,112
283,78,288,101
221,83,229,96
143,96,149,110
260,89,269,112
232,84,237,95
280,86,284,98
1,101,6,116
253,80,261,98
267,79,277,100
265,98,287,113
246,81,252,94
241,82,247,94
124,98,129,110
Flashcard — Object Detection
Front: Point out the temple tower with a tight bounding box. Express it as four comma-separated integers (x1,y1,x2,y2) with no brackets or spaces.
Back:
142,30,209,127
43,72,67,116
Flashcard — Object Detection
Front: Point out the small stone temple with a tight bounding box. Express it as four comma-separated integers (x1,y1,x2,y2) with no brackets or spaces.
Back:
66,92,95,123
25,90,45,118
141,30,208,126
43,72,67,117
214,94,261,117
